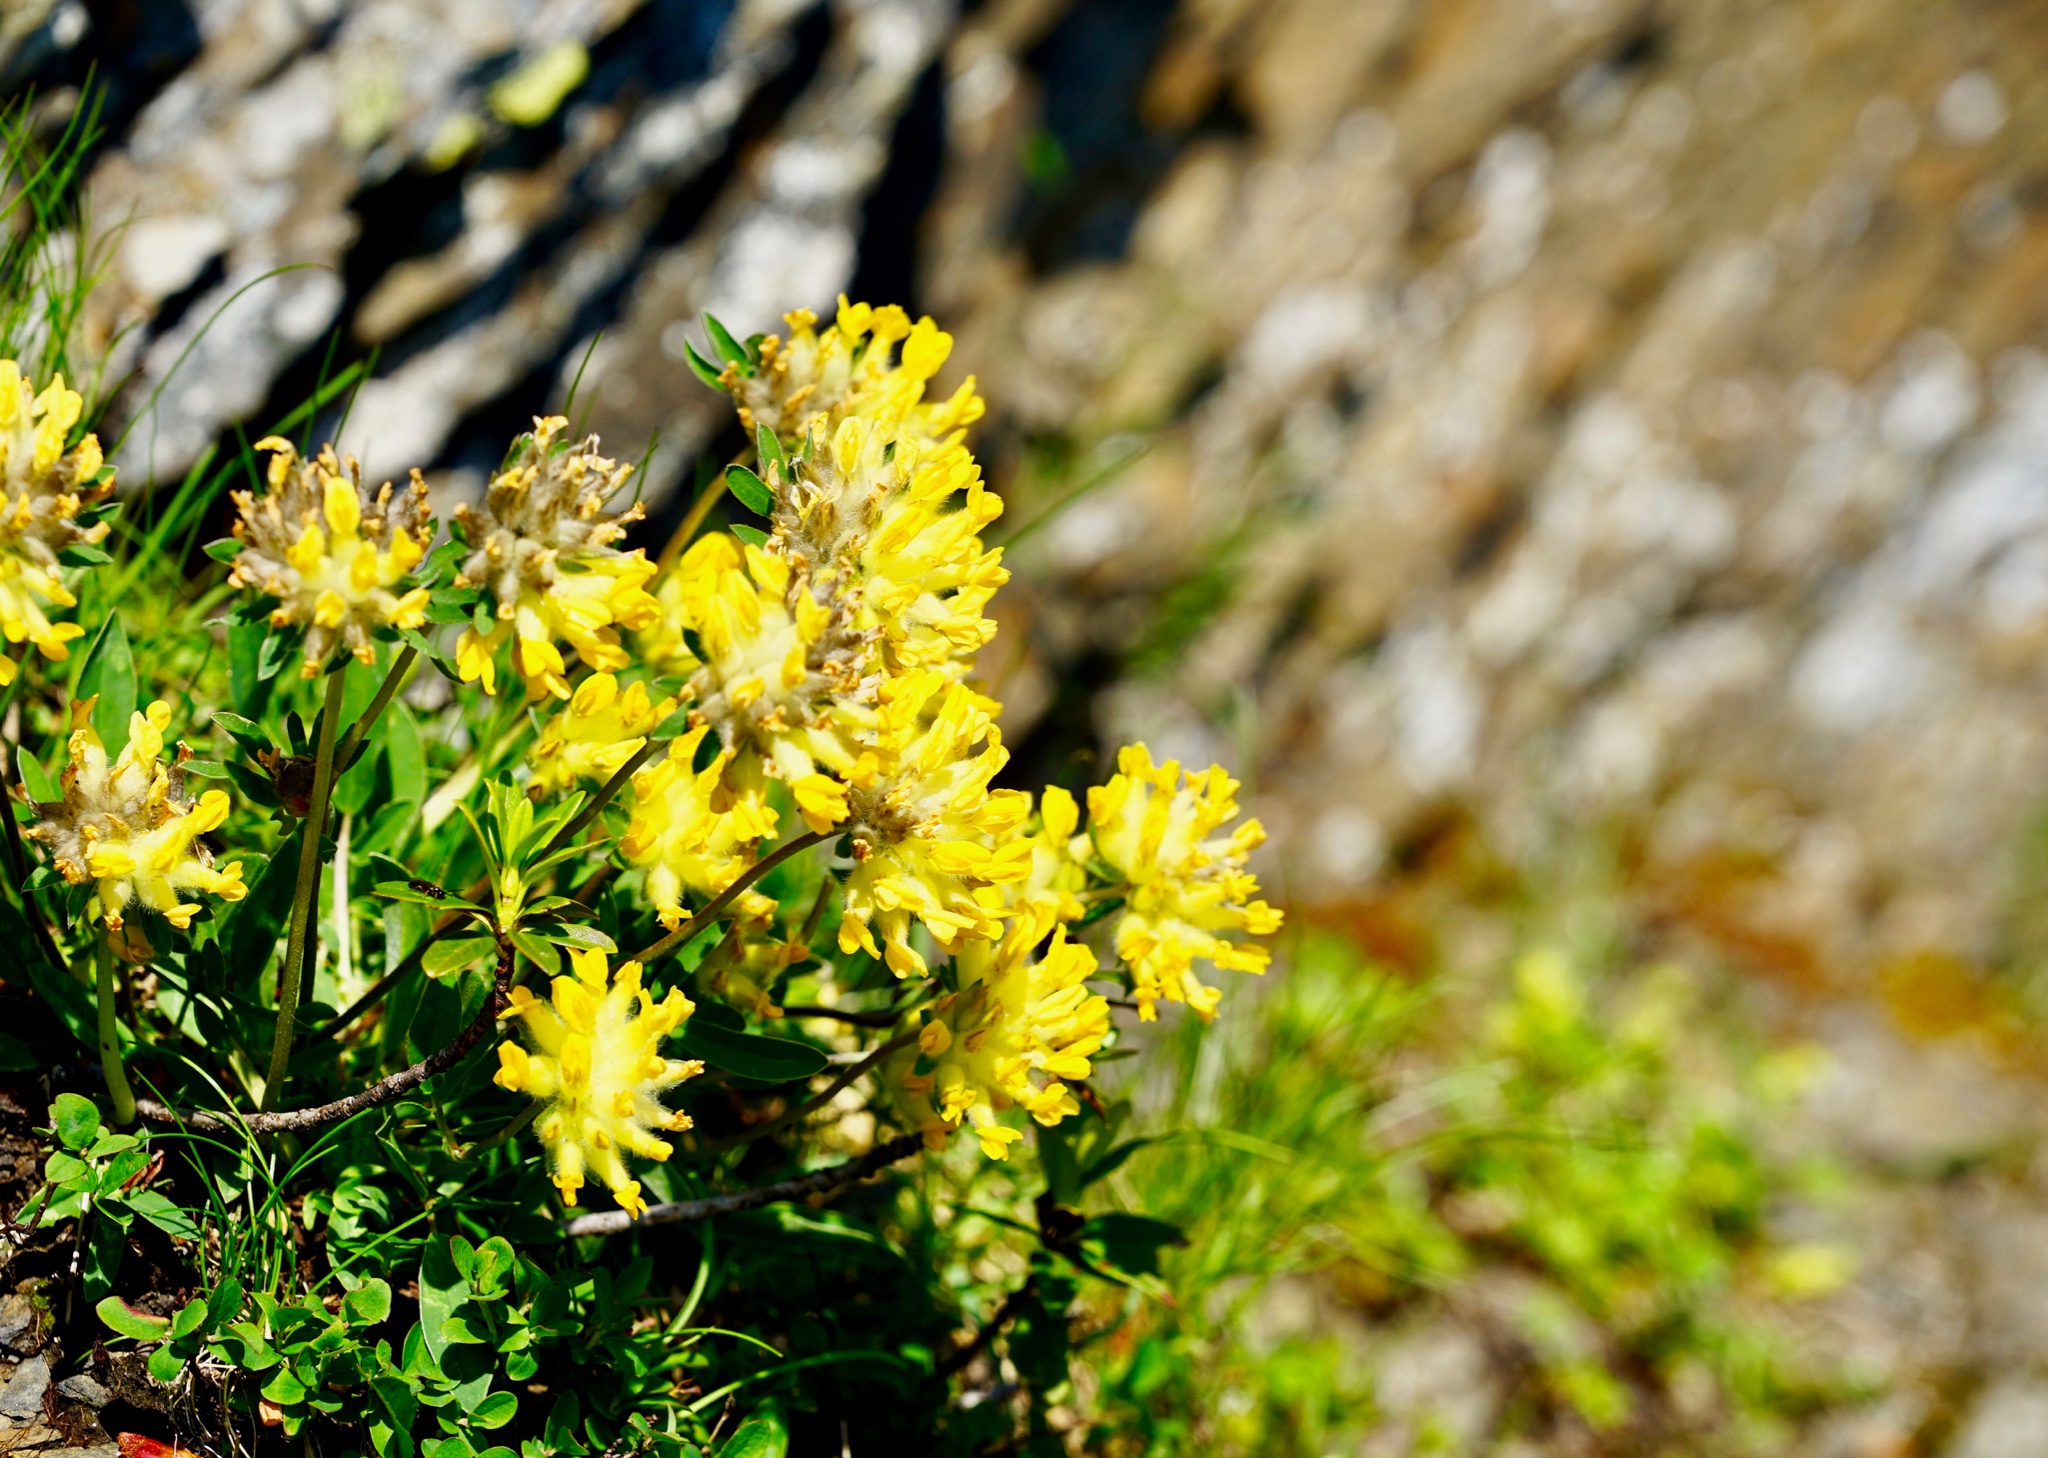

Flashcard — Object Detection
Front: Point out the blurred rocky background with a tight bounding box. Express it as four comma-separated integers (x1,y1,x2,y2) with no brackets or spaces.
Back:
13,0,2048,1451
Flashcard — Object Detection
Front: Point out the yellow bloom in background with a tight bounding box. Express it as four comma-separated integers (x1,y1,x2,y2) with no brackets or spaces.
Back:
838,676,1031,977
28,700,246,931
1087,744,1284,1020
899,915,1110,1160
621,725,778,929
228,438,433,676
529,672,677,796
1015,785,1089,926
454,416,659,699
0,363,113,685
726,296,985,451
494,948,700,1218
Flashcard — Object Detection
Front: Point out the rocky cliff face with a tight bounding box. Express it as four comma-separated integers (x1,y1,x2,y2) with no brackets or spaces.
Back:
17,0,2048,984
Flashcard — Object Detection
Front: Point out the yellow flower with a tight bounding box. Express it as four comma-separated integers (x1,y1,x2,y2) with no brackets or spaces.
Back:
454,417,659,699
638,532,865,832
726,296,985,451
1086,744,1283,1021
228,438,433,675
0,363,113,685
792,413,1008,682
494,948,700,1217
528,673,677,796
837,676,1032,977
620,725,778,929
28,700,246,931
897,916,1109,1160
1015,785,1088,926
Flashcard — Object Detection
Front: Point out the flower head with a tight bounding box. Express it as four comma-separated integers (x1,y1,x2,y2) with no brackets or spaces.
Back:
837,675,1031,977
495,948,700,1218
769,414,1007,683
1015,785,1088,927
899,916,1109,1159
228,438,433,676
454,417,659,699
1087,745,1283,1020
620,725,778,929
726,297,985,451
28,700,246,930
0,363,112,684
529,672,677,796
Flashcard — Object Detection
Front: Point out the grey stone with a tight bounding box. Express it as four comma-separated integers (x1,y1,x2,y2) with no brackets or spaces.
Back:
0,1298,30,1353
1949,1380,2048,1458
0,1357,49,1421
53,1374,109,1409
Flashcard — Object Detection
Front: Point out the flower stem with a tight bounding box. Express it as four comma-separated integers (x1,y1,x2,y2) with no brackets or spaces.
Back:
628,831,827,966
332,645,416,773
95,936,135,1127
262,666,347,1110
542,735,663,857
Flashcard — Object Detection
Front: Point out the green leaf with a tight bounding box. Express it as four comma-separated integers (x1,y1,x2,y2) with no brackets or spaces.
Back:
170,1298,209,1340
649,704,694,740
1078,1213,1188,1279
257,625,294,682
51,1092,100,1149
717,1408,788,1458
469,1391,518,1430
229,618,269,717
419,1236,487,1366
207,1277,246,1330
731,524,768,549
212,711,273,757
228,833,301,979
677,1018,827,1083
683,339,726,390
14,746,54,804
423,936,497,977
725,465,772,516
510,929,560,975
147,1346,187,1384
127,1189,202,1242
83,1215,126,1298
76,613,137,754
342,1277,392,1327
703,314,754,374
534,922,614,951
388,703,426,804
43,1149,88,1185
96,1295,171,1341
58,542,114,566
754,422,785,475
203,538,243,564
263,1368,310,1405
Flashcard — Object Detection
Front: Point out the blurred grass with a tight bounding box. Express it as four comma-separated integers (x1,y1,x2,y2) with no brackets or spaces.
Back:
1062,918,1864,1456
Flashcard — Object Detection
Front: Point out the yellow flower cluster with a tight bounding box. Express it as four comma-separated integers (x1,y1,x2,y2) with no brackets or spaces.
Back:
0,364,112,685
228,439,435,675
496,295,1282,1184
455,417,660,699
494,948,701,1219
529,672,677,795
900,917,1110,1160
1087,745,1284,1020
28,700,246,931
620,724,778,929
